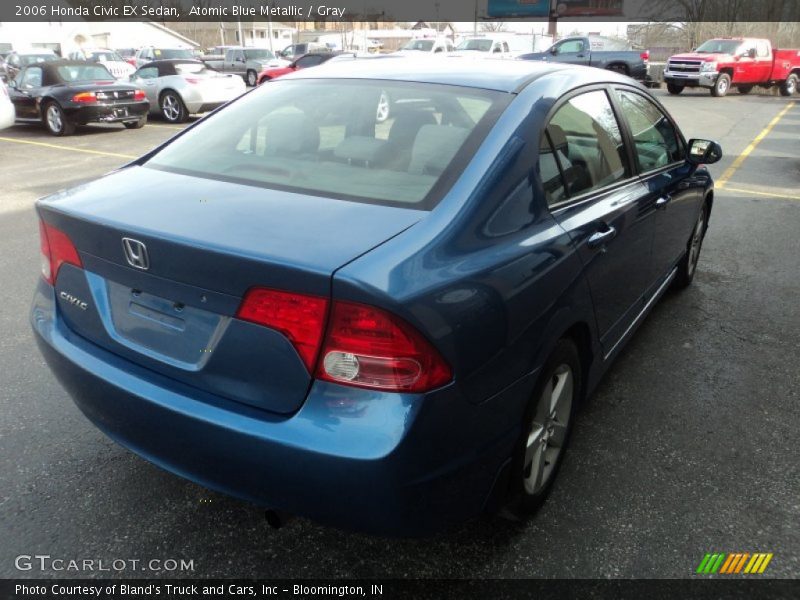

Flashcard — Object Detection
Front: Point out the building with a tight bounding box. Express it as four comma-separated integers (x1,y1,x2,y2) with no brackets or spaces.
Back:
168,22,296,53
0,21,198,56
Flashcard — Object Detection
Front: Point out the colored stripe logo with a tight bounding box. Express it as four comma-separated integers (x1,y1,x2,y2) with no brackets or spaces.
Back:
696,552,773,574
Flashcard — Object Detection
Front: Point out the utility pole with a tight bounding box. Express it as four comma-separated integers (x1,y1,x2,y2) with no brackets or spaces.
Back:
548,0,558,39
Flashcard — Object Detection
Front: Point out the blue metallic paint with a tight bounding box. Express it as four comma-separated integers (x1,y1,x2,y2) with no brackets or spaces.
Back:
32,62,715,534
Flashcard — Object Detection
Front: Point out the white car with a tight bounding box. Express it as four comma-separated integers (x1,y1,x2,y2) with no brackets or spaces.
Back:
453,36,513,59
70,48,135,80
131,59,245,123
396,38,455,55
0,80,14,130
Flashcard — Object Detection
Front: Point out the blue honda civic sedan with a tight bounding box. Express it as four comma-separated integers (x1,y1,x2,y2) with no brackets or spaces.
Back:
31,58,721,535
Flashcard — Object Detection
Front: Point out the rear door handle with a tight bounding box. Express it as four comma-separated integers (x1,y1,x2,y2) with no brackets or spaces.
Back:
655,194,672,209
587,226,617,249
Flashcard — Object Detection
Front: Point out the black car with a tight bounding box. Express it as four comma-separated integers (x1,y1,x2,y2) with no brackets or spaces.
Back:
7,60,149,135
3,51,59,82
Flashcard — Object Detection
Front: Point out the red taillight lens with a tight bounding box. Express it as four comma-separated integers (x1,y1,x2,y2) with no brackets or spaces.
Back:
39,220,82,286
640,50,650,62
236,288,329,373
72,91,97,103
316,301,452,393
133,89,146,101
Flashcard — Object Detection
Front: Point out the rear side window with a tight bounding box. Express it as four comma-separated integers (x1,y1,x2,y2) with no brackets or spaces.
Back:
616,90,684,172
146,80,506,209
538,89,627,204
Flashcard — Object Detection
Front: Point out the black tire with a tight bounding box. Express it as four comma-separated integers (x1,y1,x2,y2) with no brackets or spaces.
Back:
737,85,753,95
42,101,75,136
673,203,708,289
123,115,147,129
711,73,731,97
779,74,798,97
159,91,187,123
606,63,629,76
509,339,581,515
666,83,684,95
258,75,270,86
246,69,258,87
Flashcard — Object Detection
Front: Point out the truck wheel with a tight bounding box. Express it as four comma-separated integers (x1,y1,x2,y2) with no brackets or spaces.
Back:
779,74,798,96
711,73,731,97
737,85,753,95
666,83,684,95
606,64,629,76
246,70,258,87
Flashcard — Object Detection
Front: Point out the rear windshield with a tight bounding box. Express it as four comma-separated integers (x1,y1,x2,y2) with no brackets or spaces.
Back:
56,64,115,82
154,49,193,60
146,79,507,209
21,54,57,66
244,49,275,60
457,39,493,52
89,51,124,62
404,40,435,51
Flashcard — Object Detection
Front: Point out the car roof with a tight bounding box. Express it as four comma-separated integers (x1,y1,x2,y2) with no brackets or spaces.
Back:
283,56,629,93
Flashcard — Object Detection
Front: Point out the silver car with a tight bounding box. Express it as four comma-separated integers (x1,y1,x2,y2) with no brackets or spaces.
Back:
131,60,245,123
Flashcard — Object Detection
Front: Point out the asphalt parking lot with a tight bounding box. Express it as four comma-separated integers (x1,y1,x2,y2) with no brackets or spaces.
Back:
0,89,798,579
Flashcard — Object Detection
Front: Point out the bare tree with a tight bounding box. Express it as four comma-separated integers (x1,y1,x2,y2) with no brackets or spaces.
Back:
480,22,509,33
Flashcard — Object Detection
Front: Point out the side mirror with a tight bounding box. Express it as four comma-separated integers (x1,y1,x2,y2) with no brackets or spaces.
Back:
687,139,722,165
550,46,558,55
748,48,756,58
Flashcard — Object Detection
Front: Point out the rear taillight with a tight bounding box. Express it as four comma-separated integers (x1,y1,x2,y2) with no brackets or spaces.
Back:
72,91,97,103
640,50,650,62
39,220,82,286
316,300,452,393
133,89,146,101
236,288,329,373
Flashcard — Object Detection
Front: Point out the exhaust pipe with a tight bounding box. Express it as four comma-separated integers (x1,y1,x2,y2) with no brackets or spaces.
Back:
265,509,292,529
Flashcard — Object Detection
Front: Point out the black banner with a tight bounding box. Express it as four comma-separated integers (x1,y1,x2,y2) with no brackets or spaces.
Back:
1,579,799,600
2,0,800,22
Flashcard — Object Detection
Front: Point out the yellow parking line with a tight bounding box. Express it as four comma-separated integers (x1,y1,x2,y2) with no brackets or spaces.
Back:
0,136,137,159
723,186,800,202
716,101,795,189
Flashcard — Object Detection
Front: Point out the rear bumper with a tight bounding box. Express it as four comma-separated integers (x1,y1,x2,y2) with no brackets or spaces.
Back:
31,280,527,535
65,102,149,125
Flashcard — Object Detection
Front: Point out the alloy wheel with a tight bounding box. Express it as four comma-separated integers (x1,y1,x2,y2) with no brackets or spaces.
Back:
523,364,573,495
162,94,180,121
46,105,63,133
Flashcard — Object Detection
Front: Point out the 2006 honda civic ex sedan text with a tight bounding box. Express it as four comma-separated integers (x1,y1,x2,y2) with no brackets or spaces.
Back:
31,58,722,535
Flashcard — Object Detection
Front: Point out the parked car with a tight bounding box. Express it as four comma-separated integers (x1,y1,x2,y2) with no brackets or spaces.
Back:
7,60,148,135
131,60,245,123
203,47,289,86
69,48,135,80
664,37,800,97
133,47,195,69
395,38,455,55
0,80,15,130
518,36,650,82
453,36,514,58
257,52,338,84
278,42,329,60
3,51,59,81
30,60,720,535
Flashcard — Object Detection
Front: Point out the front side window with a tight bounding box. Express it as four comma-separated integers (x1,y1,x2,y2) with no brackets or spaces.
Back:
617,90,684,172
20,67,42,88
539,89,627,202
146,80,506,209
556,39,585,54
135,66,158,80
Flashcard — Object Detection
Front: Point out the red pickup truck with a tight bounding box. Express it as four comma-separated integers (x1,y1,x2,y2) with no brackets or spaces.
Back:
664,37,800,97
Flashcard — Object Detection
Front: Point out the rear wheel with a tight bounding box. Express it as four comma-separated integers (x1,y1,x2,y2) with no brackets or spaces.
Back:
673,203,708,289
666,83,684,95
510,339,581,515
711,73,731,97
779,74,798,96
737,85,753,95
606,64,629,76
246,69,258,87
43,101,75,136
123,115,147,129
160,91,187,123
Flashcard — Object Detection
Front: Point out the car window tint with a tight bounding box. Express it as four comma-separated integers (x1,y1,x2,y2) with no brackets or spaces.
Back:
538,130,568,207
546,90,627,197
146,80,505,209
56,65,115,82
617,90,684,171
